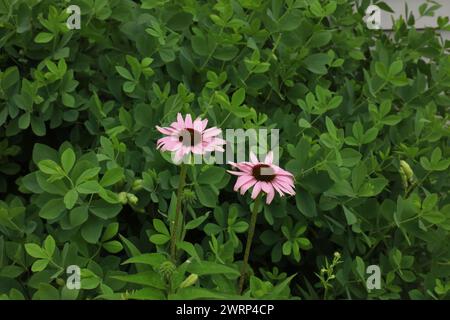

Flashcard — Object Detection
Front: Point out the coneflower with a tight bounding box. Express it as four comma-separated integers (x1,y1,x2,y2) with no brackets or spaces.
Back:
228,151,295,294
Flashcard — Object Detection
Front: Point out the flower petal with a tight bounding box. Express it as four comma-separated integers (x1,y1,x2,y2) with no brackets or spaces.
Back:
264,151,274,165
240,179,256,195
201,119,208,130
193,118,203,131
203,127,222,138
251,182,262,199
234,175,255,191
250,152,259,164
185,114,193,128
177,113,185,128
156,126,175,135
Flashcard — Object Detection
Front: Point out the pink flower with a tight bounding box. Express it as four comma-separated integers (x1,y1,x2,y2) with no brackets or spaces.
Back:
228,151,295,204
156,113,225,163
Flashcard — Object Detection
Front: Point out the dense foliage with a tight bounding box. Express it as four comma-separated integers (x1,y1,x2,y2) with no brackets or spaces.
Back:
0,0,449,300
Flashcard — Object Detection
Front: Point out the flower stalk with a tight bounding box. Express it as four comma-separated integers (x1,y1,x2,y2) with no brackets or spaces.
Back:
170,163,187,261
238,194,262,294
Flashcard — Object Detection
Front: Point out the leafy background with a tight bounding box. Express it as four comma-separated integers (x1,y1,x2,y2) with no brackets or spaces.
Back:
0,0,449,300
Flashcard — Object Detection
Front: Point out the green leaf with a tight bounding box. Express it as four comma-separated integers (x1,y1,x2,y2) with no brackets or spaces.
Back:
177,241,200,261
197,166,225,185
115,66,133,80
362,128,378,144
81,218,104,244
187,261,240,277
282,241,292,255
342,205,357,225
37,284,60,300
39,198,65,220
44,235,56,256
298,117,312,128
296,191,317,217
34,32,54,43
89,201,122,219
25,243,47,259
100,167,124,187
231,88,245,107
103,240,123,253
62,93,75,107
69,205,89,227
18,112,30,129
185,213,209,230
420,157,432,171
38,160,63,176
153,219,169,236
309,31,332,48
389,61,403,77
112,271,165,289
422,211,446,224
375,62,388,79
195,184,218,208
61,148,76,173
77,181,101,194
101,223,118,242
297,238,312,249
304,54,329,75
98,187,120,204
75,167,101,185
122,253,167,268
149,234,170,245
123,81,136,93
31,259,49,272
64,189,78,210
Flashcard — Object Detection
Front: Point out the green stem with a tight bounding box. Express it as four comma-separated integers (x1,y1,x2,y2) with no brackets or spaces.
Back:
323,285,328,300
170,164,187,262
238,195,262,294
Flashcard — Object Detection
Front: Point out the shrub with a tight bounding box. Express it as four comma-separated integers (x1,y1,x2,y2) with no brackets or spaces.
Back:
0,0,449,300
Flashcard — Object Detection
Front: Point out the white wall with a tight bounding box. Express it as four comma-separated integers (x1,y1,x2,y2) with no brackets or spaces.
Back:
379,0,450,40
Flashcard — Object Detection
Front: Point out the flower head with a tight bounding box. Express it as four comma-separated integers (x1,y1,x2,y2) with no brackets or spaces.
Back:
228,151,295,204
156,113,225,163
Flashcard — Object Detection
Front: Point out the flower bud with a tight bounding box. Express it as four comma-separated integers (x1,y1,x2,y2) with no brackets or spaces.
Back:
334,252,341,259
179,274,198,288
126,193,139,205
159,261,176,280
132,179,143,191
56,278,65,286
182,188,196,204
118,192,128,204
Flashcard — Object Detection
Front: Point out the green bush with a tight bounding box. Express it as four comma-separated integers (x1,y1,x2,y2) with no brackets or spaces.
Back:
0,0,449,300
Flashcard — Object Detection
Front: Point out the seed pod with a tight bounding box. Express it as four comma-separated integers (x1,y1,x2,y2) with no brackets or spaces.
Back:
400,160,414,182
179,274,198,288
400,168,408,189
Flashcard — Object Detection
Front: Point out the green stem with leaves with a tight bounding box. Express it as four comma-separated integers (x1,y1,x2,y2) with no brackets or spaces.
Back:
170,163,187,262
239,195,262,294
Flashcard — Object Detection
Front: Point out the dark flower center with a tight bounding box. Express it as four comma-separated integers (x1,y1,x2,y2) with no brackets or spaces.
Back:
252,164,276,182
178,128,201,147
